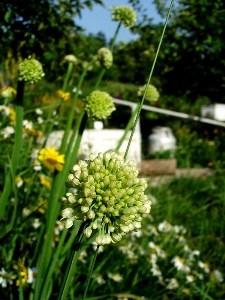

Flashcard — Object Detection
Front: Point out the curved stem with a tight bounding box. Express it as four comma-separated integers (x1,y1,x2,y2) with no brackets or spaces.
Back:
115,105,139,152
39,229,68,300
110,22,121,51
82,247,99,300
124,0,174,160
60,69,87,153
94,22,121,90
34,111,87,300
60,55,98,153
57,221,89,300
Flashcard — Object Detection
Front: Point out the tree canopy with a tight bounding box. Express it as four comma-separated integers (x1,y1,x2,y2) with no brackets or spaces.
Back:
1,0,225,103
0,0,103,77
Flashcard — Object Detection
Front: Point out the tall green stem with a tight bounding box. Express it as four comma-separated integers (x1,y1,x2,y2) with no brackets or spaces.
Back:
110,22,121,52
82,248,99,300
124,0,174,160
60,66,89,154
115,105,139,152
34,111,87,300
94,22,121,90
39,229,68,300
62,62,74,91
0,80,25,220
57,221,89,300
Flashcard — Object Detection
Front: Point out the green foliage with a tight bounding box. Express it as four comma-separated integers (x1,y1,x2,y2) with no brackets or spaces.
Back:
51,174,225,299
0,0,104,81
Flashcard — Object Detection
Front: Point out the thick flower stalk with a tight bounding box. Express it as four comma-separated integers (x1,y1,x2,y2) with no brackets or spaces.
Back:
97,48,113,69
138,84,160,103
38,147,65,172
111,6,137,28
84,91,115,120
18,57,45,84
61,151,151,245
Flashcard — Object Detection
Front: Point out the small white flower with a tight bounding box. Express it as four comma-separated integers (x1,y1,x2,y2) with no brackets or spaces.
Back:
158,221,172,232
166,278,179,290
15,176,23,188
35,108,43,115
23,119,33,129
148,225,158,236
173,225,187,235
23,207,31,217
0,268,13,288
54,220,64,236
0,105,10,116
27,267,38,284
37,117,44,124
78,250,87,263
149,242,166,258
32,218,41,229
34,165,42,171
172,256,190,273
73,86,82,95
198,261,210,273
95,274,105,285
211,269,223,283
108,272,123,282
1,126,15,138
186,274,195,283
130,230,142,238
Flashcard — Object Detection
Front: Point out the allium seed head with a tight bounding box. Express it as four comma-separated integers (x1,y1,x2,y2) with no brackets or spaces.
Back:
84,91,115,120
111,6,137,28
19,57,45,84
61,151,151,245
137,84,160,103
64,54,78,64
97,48,113,69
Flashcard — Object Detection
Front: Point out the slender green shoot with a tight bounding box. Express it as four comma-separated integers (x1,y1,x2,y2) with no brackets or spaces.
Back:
124,0,174,160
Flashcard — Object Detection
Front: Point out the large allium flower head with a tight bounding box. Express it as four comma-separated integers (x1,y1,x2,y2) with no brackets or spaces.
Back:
97,48,113,69
137,84,160,103
61,151,151,245
111,6,137,28
84,91,115,120
19,57,45,84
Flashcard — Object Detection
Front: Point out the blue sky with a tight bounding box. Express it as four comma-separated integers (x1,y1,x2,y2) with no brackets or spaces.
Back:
75,0,162,43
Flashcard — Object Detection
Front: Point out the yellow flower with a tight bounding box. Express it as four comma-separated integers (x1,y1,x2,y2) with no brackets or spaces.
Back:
56,90,70,101
38,147,64,171
8,108,15,125
13,259,28,286
39,174,52,189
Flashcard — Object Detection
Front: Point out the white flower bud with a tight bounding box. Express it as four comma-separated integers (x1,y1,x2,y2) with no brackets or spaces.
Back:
84,226,92,238
61,208,74,219
64,219,74,228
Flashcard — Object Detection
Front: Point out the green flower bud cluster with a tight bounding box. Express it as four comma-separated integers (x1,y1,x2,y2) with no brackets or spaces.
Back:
97,48,113,69
138,84,160,103
19,57,45,84
111,6,137,28
64,54,78,64
61,151,151,245
84,91,115,120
